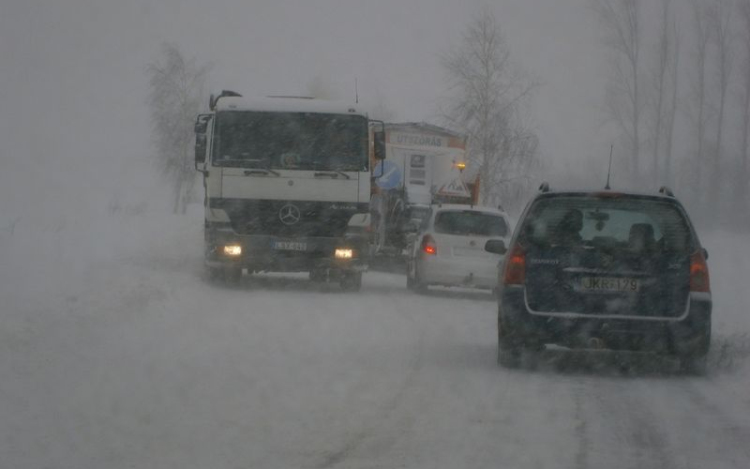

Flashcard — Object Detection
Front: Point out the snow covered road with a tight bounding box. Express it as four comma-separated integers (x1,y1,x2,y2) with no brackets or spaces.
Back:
1,212,749,469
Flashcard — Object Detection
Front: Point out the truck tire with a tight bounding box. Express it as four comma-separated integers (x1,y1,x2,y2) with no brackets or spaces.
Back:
224,266,243,285
206,265,222,283
340,271,362,292
309,269,327,283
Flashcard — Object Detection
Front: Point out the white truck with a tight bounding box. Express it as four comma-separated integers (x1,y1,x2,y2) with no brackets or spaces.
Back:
194,91,385,290
369,122,475,256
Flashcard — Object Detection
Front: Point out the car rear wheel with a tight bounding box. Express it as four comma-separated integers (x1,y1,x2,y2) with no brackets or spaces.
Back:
497,314,541,369
673,322,710,375
679,354,708,375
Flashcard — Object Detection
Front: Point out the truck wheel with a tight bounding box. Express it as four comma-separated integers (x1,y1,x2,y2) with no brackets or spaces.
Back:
310,269,327,283
340,272,362,292
224,266,243,285
206,265,223,283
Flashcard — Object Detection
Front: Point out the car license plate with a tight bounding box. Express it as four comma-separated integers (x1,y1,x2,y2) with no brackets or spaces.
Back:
581,277,639,292
273,241,307,251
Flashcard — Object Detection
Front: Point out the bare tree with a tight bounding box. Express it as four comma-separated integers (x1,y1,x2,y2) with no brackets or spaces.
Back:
687,0,712,196
441,7,539,207
663,10,680,188
146,43,209,214
648,0,678,187
737,0,750,220
707,0,735,207
591,0,643,180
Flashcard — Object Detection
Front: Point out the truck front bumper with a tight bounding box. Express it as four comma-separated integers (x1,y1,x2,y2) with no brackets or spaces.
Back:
205,228,369,273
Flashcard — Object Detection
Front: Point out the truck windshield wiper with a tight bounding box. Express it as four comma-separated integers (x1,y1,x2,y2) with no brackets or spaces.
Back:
244,168,280,177
314,170,351,179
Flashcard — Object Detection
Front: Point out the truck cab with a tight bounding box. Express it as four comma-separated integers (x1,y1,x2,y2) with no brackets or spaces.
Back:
195,92,384,290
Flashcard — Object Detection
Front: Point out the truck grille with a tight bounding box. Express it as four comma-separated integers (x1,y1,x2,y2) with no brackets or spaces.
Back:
210,199,364,238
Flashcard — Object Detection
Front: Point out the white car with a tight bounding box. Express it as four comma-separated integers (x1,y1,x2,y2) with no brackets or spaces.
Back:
406,205,511,291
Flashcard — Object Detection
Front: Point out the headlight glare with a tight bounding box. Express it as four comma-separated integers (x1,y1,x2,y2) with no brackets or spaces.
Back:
223,245,242,256
335,248,354,259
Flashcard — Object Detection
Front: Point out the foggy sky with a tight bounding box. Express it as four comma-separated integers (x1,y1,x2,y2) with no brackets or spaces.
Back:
0,0,610,217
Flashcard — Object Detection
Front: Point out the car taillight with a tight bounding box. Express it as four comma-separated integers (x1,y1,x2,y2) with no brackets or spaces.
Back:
421,234,437,255
690,250,710,293
503,244,526,285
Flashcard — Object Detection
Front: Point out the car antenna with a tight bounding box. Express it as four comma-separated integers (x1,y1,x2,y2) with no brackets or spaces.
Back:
605,144,613,190
354,77,359,104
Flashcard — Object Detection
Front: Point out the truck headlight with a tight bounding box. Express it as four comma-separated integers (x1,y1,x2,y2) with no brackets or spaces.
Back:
223,245,242,256
335,248,354,259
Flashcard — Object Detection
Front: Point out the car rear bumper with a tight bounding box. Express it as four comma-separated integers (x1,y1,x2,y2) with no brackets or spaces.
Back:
417,254,500,289
498,286,711,354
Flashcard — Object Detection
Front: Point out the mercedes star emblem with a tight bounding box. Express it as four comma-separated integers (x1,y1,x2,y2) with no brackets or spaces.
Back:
279,204,301,225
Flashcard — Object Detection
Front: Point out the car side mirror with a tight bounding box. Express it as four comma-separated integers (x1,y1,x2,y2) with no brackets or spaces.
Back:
485,239,508,255
702,247,709,260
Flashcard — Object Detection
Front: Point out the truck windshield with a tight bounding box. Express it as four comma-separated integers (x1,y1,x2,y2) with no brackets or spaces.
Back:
213,111,368,171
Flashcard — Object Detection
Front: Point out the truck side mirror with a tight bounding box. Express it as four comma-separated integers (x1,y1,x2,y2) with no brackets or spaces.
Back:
374,131,386,160
195,135,207,165
194,114,212,166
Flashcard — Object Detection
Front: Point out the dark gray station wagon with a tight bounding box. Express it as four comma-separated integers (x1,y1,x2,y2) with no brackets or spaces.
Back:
486,185,711,373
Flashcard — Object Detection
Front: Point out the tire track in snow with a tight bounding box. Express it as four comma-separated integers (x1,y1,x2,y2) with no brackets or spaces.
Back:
679,380,750,464
573,388,590,469
583,378,677,469
312,292,428,469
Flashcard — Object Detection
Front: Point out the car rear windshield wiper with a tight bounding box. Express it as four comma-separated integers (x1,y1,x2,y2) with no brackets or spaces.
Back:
314,170,351,179
244,168,280,177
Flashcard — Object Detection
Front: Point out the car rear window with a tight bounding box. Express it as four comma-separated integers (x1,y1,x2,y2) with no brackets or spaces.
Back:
519,196,694,253
434,210,508,237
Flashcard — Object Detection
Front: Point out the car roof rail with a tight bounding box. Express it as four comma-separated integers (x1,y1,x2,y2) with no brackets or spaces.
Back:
538,182,550,193
658,186,675,197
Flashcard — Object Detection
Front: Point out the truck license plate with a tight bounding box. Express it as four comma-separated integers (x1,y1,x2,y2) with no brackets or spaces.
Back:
273,241,308,251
